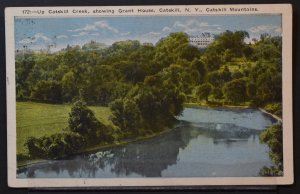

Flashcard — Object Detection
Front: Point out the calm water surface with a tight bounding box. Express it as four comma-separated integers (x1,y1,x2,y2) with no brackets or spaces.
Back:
17,107,277,178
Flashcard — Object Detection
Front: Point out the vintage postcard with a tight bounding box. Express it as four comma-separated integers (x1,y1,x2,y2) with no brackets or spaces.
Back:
6,4,293,187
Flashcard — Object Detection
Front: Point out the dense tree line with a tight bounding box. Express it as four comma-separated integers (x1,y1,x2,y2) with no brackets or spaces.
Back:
16,31,282,108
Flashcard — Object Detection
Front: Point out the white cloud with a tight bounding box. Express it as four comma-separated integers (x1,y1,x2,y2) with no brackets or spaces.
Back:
68,20,119,34
56,35,68,39
162,26,171,32
94,21,119,33
19,33,52,44
121,32,131,36
68,24,97,32
249,24,281,34
143,32,161,37
173,20,219,30
90,33,100,36
124,32,161,45
135,32,162,44
72,32,88,37
34,33,52,42
19,38,32,44
162,19,222,35
81,24,98,31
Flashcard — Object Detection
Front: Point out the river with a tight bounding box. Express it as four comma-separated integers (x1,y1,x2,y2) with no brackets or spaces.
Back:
17,107,277,178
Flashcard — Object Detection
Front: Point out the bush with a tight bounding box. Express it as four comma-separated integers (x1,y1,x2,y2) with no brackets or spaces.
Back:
25,132,87,159
259,124,283,176
64,132,87,154
259,166,283,176
264,103,282,117
17,153,31,162
25,137,45,159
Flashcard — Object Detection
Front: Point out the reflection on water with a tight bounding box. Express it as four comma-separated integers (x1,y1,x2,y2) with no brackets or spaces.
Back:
17,107,276,178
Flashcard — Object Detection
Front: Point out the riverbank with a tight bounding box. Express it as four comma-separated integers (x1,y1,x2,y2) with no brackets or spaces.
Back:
17,124,175,169
184,102,250,109
259,108,282,123
84,125,175,154
184,102,282,122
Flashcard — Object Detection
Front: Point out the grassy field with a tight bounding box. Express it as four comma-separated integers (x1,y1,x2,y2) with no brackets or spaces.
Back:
17,101,112,155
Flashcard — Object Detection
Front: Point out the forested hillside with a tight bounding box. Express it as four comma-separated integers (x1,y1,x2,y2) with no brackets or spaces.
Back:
16,31,282,111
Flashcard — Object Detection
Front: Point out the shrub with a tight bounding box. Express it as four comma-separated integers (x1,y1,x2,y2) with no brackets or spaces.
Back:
25,132,87,159
64,132,87,154
264,103,282,117
259,124,283,176
17,153,31,162
25,137,45,159
259,166,283,176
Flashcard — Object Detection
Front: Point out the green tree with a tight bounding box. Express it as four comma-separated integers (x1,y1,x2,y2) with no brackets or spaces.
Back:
223,78,247,103
207,68,232,87
128,84,159,127
154,32,192,69
25,137,44,159
252,36,281,61
15,54,36,99
212,87,223,100
191,59,207,84
259,124,283,176
61,71,78,102
68,100,112,144
205,30,249,60
246,82,257,98
195,83,213,102
256,70,281,103
201,50,222,71
30,80,62,102
119,62,148,83
109,98,143,136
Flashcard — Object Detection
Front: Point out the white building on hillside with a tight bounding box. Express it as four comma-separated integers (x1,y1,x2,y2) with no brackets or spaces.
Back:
189,33,215,48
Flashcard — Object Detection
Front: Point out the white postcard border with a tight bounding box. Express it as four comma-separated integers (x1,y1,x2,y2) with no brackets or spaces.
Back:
6,4,293,187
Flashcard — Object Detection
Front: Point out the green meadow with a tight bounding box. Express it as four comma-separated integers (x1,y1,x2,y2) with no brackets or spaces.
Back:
16,101,112,155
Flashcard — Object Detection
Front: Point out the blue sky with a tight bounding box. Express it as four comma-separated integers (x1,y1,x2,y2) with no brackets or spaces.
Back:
15,15,281,51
